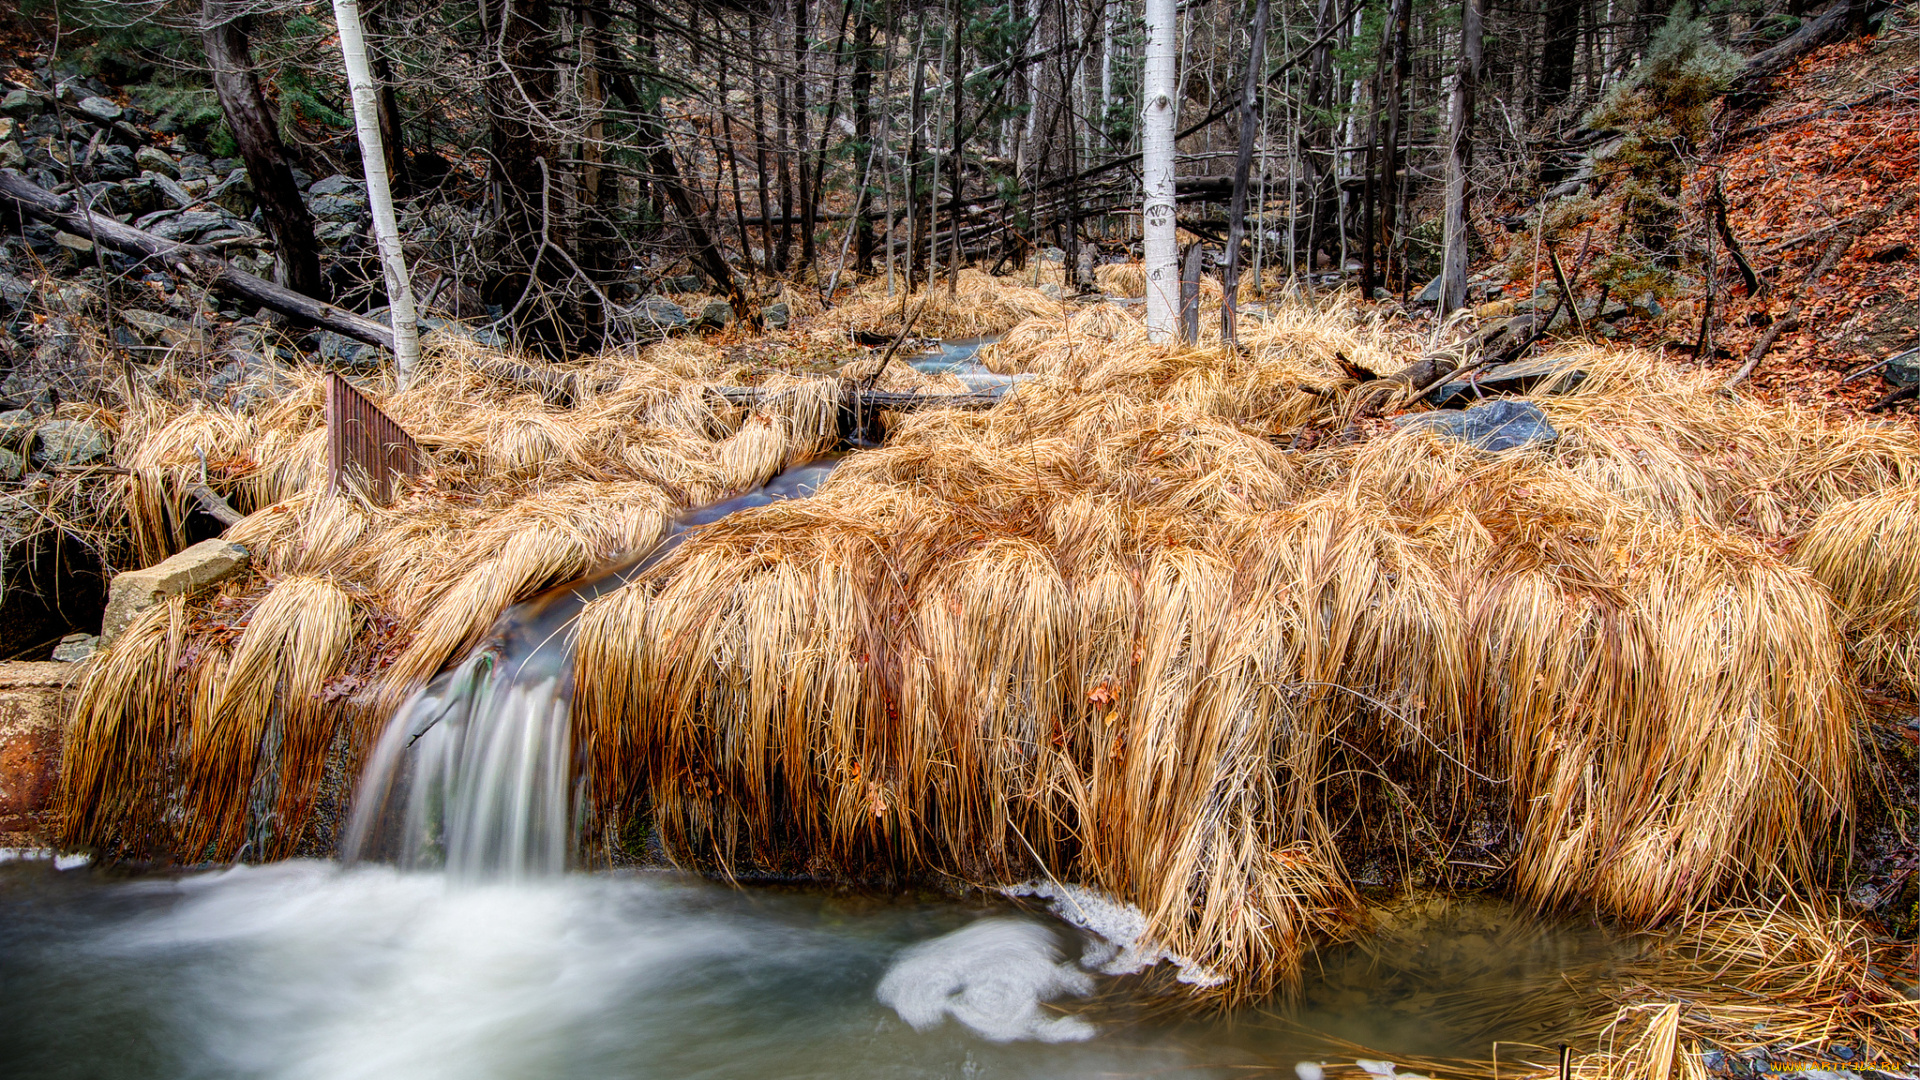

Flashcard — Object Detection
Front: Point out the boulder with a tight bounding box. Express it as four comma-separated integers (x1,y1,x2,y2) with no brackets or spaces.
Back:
314,220,364,245
0,89,39,120
0,274,31,314
310,192,369,221
208,170,254,217
52,231,93,256
0,141,24,172
74,96,123,124
695,300,733,329
1881,346,1920,387
315,330,374,370
307,174,362,197
663,274,704,294
761,302,791,329
176,153,213,181
133,145,179,178
630,296,689,334
99,539,249,647
1395,399,1558,453
119,308,200,349
91,143,136,181
0,412,38,450
0,448,22,483
32,420,111,467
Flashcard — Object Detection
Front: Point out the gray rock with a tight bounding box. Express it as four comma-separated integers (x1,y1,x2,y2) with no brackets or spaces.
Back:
32,419,112,466
307,173,362,197
52,231,93,255
0,89,40,120
100,538,249,647
0,140,23,171
309,192,369,222
120,308,200,348
91,143,136,181
74,96,123,124
209,157,241,175
134,145,179,178
314,220,363,245
131,170,193,211
176,153,213,181
50,632,96,663
761,302,791,329
0,274,31,313
1038,246,1067,263
663,274,704,294
209,170,254,217
1395,399,1558,453
0,412,37,449
144,211,257,244
1415,275,1443,305
1879,346,1920,387
630,296,688,333
694,300,733,329
0,447,22,482
315,330,374,370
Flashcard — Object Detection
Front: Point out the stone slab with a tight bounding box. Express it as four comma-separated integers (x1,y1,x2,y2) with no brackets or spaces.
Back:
0,662,75,849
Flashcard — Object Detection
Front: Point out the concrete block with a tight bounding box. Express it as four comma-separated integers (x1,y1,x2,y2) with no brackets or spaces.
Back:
100,539,248,646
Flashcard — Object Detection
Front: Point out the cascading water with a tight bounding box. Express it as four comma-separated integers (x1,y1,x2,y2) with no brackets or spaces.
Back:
342,458,845,878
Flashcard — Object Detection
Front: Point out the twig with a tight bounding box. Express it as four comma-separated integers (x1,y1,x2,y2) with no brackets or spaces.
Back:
859,295,930,391
1726,192,1918,391
1839,345,1920,385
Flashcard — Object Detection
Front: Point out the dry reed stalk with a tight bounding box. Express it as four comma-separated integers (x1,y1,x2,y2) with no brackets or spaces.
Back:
182,576,357,858
56,597,183,853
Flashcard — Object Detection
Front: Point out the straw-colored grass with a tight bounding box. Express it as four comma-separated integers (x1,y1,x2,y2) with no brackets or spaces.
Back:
60,279,1920,1008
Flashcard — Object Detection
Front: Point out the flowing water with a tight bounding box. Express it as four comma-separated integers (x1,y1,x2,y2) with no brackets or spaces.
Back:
0,856,1631,1080
2,398,1637,1076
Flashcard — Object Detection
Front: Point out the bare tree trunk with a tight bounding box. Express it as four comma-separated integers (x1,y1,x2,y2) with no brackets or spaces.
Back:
360,1,411,195
851,0,877,274
1438,0,1482,316
1222,0,1269,346
947,0,962,298
201,0,324,298
1142,0,1178,340
332,0,420,383
793,0,816,271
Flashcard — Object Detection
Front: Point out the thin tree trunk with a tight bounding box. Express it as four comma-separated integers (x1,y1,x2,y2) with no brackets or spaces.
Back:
332,0,420,383
1438,0,1482,315
1142,0,1178,340
793,0,815,270
360,1,411,196
947,0,963,297
201,0,324,298
851,0,877,274
1222,0,1269,346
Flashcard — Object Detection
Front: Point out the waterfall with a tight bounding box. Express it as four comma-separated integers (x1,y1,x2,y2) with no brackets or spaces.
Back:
343,458,842,878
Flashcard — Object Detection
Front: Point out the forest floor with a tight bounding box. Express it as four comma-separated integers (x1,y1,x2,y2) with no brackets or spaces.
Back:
1478,24,1920,417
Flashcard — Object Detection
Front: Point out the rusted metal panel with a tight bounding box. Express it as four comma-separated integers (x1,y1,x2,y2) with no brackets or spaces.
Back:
326,374,421,504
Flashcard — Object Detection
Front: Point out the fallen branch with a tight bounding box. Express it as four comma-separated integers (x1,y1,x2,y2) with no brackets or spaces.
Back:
0,170,396,351
1725,192,1917,390
186,483,244,528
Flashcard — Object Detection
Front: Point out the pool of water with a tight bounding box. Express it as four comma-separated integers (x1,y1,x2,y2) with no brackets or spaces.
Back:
0,859,1632,1080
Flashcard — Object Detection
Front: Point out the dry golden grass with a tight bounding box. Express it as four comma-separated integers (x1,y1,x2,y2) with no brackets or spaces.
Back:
61,278,1920,1009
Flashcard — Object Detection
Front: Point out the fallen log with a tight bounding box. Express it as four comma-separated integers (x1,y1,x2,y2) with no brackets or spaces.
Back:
0,170,396,352
710,383,1012,412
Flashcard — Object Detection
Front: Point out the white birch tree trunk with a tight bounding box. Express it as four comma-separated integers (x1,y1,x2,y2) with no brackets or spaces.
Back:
1142,0,1178,341
332,0,421,385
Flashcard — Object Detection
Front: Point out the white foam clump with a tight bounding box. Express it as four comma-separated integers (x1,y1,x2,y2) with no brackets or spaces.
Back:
1357,1060,1399,1077
875,918,1097,1044
0,848,90,869
1002,880,1225,988
1297,1062,1325,1080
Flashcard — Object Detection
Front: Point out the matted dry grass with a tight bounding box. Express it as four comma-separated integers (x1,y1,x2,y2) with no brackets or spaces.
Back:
59,278,1920,1014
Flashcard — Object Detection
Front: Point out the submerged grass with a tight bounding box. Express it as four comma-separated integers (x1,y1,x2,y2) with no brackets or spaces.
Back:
57,273,1920,1017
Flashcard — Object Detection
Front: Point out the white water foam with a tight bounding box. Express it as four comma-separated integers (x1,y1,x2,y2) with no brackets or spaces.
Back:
875,917,1096,1043
1002,880,1225,988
